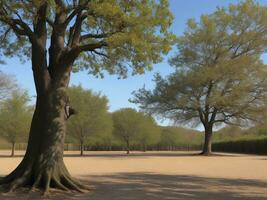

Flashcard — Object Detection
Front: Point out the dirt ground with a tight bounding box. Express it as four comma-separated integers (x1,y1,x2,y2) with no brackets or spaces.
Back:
0,151,266,200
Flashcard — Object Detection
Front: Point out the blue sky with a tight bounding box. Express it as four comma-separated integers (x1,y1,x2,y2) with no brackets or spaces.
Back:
1,0,267,126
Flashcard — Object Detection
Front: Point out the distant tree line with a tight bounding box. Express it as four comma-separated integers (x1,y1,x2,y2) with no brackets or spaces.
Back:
0,79,203,156
66,85,203,155
0,73,267,156
0,72,32,156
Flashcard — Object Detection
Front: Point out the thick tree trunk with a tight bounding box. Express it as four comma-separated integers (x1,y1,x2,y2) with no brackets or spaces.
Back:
0,2,86,193
0,80,87,193
201,126,213,156
11,142,15,157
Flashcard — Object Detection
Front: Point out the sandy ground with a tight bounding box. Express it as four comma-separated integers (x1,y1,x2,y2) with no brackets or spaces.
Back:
0,151,266,200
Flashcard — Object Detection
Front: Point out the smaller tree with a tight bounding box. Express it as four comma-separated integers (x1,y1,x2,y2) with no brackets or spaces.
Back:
0,72,15,101
0,90,32,156
67,85,112,156
159,128,180,151
112,108,158,154
158,127,202,150
136,116,160,151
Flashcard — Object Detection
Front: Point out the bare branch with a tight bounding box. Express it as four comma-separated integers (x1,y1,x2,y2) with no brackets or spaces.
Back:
67,12,87,47
64,5,82,25
64,1,91,26
92,50,109,58
0,27,11,42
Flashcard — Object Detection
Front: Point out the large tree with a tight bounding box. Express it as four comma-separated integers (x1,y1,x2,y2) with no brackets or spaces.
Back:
67,85,112,156
0,0,173,193
132,0,267,155
0,90,32,156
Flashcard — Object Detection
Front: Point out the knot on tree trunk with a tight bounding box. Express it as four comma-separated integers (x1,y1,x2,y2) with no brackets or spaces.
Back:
65,105,77,119
64,93,77,119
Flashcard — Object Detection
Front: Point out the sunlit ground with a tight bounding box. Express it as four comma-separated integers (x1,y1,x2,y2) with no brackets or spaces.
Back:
0,151,266,200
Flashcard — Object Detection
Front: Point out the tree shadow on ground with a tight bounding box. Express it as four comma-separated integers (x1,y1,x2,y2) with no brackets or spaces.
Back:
0,151,246,158
0,173,267,200
62,151,240,158
63,152,201,158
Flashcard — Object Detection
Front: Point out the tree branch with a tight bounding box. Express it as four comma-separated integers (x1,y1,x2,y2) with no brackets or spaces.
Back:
0,18,26,36
78,41,108,52
46,17,54,27
0,15,34,38
81,33,110,40
92,50,109,58
55,0,66,10
80,30,124,41
0,2,34,39
67,12,88,47
64,1,91,26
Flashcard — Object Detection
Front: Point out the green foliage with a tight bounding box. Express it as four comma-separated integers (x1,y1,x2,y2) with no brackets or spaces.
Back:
0,72,16,101
112,108,159,149
135,116,161,148
74,0,175,77
0,0,174,78
67,85,113,146
159,126,202,147
0,89,32,145
213,124,267,143
213,126,244,142
132,0,267,129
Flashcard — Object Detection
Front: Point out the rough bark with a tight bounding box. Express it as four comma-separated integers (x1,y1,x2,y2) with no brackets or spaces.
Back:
201,126,213,156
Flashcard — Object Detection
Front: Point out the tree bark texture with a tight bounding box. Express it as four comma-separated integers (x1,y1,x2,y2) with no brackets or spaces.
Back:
201,126,213,155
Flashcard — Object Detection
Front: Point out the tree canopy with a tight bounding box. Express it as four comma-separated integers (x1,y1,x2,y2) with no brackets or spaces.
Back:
112,108,159,154
67,85,112,155
132,0,267,155
135,115,160,151
0,0,174,78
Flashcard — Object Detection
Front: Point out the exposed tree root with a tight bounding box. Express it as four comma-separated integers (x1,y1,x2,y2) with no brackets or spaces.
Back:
0,161,89,194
